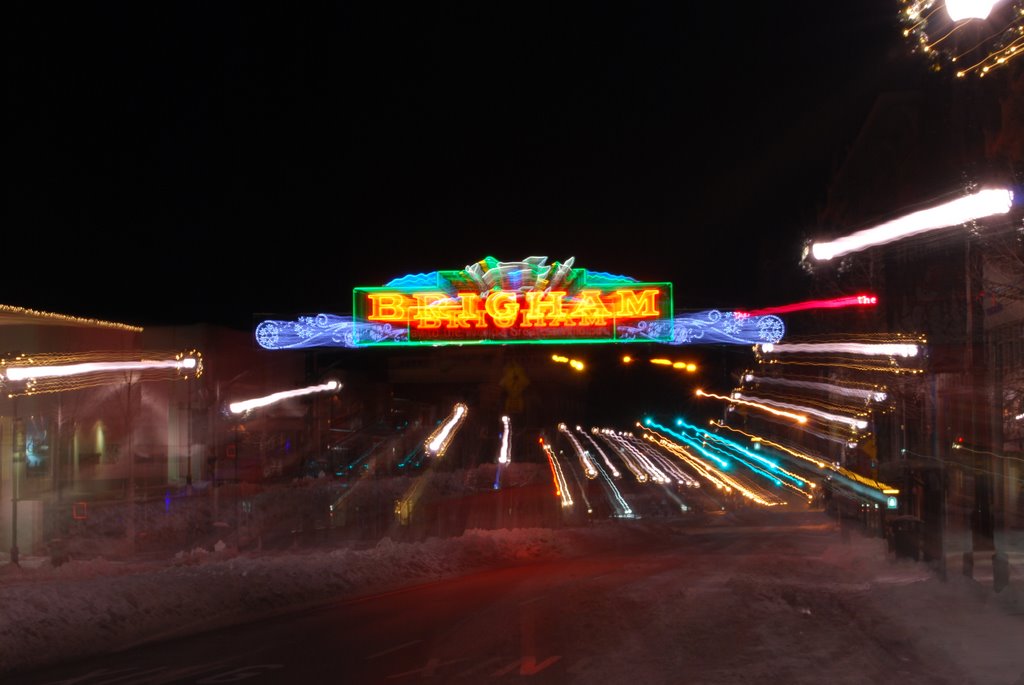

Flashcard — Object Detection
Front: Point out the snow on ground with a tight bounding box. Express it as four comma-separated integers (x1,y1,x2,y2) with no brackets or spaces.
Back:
0,524,597,676
1,472,1023,683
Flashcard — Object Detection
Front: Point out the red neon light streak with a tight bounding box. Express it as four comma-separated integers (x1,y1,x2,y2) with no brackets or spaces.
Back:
736,294,878,318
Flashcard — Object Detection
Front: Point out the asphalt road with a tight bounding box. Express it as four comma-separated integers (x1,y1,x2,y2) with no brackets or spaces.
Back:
16,509,985,685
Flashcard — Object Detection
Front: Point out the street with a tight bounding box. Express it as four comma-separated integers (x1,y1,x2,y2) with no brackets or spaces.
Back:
17,508,1021,685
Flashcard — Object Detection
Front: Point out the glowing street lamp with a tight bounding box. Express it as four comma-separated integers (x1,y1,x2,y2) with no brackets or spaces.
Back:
1,351,201,397
3,357,196,381
0,350,202,561
223,379,342,544
945,0,1000,21
228,379,341,415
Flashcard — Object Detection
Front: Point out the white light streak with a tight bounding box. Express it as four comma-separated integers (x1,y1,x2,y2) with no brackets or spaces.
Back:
229,380,340,414
424,402,468,457
945,0,999,21
558,423,598,478
4,357,198,381
810,187,1013,261
498,415,512,464
733,392,869,431
743,374,887,403
759,342,919,357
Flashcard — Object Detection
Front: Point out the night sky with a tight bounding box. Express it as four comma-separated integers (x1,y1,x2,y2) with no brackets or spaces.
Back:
7,2,921,331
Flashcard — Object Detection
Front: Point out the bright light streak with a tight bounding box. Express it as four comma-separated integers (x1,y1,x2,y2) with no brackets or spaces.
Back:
713,422,830,469
642,421,785,506
713,420,899,500
666,418,808,497
736,294,877,318
732,392,870,431
945,0,999,21
5,357,197,381
582,429,621,478
540,439,574,507
758,342,919,357
810,187,1013,261
595,428,649,482
627,427,700,487
696,388,808,424
591,457,634,518
558,423,598,478
598,428,670,483
742,374,887,403
552,354,584,371
753,358,924,375
229,380,340,414
424,402,468,457
498,415,512,464
605,431,670,484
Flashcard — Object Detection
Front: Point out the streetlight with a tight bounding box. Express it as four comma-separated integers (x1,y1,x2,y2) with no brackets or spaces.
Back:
1,350,201,560
806,187,1013,262
226,379,342,547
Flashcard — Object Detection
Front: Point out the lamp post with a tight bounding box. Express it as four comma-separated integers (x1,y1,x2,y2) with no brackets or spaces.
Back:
1,351,201,559
10,397,19,566
226,379,343,548
186,375,192,492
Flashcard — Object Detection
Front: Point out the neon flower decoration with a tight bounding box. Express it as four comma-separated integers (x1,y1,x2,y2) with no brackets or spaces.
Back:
619,309,785,346
255,314,394,350
255,309,786,350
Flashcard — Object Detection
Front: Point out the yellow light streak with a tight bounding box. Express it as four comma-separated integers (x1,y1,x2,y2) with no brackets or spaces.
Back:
696,388,808,424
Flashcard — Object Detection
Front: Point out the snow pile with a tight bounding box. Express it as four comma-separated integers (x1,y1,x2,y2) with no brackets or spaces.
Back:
0,526,583,675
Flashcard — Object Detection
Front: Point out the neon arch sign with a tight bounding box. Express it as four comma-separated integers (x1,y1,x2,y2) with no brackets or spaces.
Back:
352,256,674,346
253,255,786,349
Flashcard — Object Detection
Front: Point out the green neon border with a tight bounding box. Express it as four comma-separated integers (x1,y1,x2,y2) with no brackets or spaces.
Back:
351,282,674,347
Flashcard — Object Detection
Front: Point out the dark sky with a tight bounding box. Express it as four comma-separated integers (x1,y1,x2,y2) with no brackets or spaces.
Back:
7,2,919,331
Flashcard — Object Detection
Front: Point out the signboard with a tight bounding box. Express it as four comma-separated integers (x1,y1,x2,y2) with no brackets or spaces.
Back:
886,496,898,510
351,256,674,347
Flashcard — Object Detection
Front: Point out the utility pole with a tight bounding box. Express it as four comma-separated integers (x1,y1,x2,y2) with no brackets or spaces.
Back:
9,397,19,566
966,231,996,554
186,376,192,492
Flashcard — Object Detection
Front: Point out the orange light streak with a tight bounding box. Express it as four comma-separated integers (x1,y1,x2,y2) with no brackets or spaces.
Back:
695,388,808,424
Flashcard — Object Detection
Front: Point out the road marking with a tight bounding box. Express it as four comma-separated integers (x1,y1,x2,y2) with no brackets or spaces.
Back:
367,639,423,660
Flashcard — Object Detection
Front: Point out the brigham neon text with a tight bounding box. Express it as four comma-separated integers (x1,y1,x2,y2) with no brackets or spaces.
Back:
365,288,662,329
